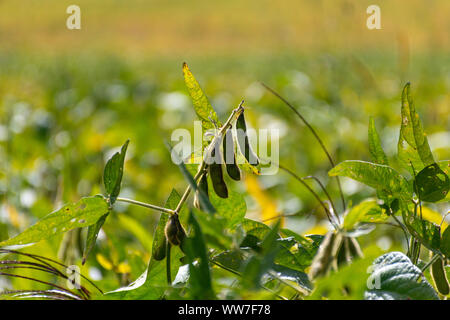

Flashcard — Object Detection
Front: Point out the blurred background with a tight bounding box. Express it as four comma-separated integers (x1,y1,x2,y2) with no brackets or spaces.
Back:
0,0,449,291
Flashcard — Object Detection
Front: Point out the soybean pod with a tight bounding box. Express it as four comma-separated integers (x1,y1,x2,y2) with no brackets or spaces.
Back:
164,213,186,247
431,254,449,296
194,172,210,210
236,111,259,166
223,129,241,181
208,140,228,198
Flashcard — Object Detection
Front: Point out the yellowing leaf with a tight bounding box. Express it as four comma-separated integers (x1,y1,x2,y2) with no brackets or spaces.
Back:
97,253,113,270
303,224,328,236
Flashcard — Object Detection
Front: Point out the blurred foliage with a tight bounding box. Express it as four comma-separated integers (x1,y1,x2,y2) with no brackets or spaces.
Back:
0,0,449,299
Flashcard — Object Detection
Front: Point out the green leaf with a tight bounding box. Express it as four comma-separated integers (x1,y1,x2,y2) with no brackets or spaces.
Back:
211,250,244,272
82,212,109,265
441,227,450,258
0,196,109,247
240,219,271,250
368,117,388,166
117,213,154,253
193,208,232,250
308,245,383,300
414,163,449,202
402,209,441,252
437,160,450,202
329,160,412,201
242,220,281,289
209,187,246,229
182,62,220,149
269,264,312,292
397,83,434,173
365,251,438,300
183,211,215,299
343,199,389,231
106,190,184,299
274,237,314,272
104,139,129,204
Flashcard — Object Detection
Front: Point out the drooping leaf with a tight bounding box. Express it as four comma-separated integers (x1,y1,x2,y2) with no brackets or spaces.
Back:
329,160,412,201
368,117,388,166
365,251,438,300
414,163,449,202
0,196,109,247
397,83,434,173
104,140,129,204
183,211,215,299
82,212,109,264
343,199,389,231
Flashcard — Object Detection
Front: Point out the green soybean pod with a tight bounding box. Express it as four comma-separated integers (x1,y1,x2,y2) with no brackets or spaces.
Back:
236,111,259,166
431,254,450,296
223,129,241,181
164,213,186,247
152,237,167,261
208,143,229,198
194,173,209,210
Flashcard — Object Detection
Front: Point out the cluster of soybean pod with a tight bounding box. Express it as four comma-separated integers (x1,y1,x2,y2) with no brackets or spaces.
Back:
155,102,259,258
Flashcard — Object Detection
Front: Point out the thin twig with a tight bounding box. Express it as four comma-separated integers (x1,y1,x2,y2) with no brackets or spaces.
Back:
261,83,346,211
421,253,441,272
116,197,175,214
278,165,339,230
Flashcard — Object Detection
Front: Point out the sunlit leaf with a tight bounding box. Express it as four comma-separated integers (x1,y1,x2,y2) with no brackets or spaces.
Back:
182,62,220,149
397,83,434,173
0,196,109,247
329,160,412,201
343,199,389,231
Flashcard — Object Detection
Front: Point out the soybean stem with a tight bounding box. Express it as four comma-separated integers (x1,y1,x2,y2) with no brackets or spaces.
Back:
116,197,175,214
421,253,441,272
